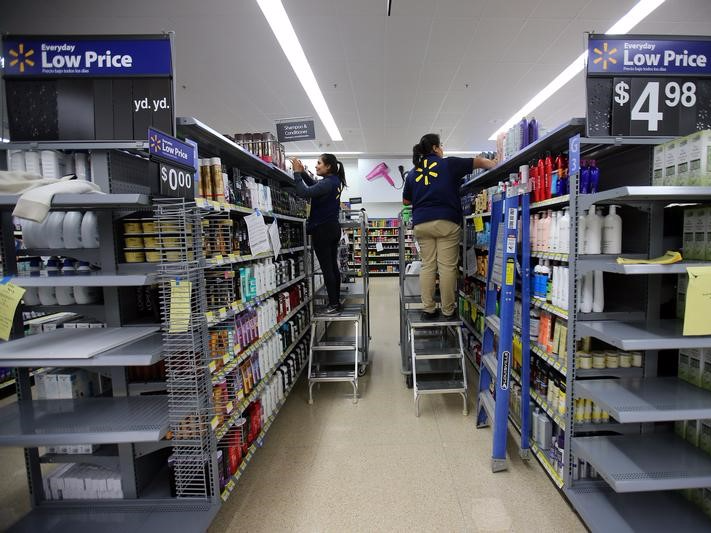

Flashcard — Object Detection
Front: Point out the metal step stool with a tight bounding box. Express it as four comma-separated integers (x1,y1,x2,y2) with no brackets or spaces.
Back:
308,305,364,404
407,310,468,417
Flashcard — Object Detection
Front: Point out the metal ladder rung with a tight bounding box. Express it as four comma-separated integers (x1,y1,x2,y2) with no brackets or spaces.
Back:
416,379,466,393
482,352,498,377
310,372,357,381
414,352,461,360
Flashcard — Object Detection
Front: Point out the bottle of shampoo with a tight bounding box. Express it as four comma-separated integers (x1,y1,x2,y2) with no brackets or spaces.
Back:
544,152,553,200
559,207,570,254
581,272,594,313
593,271,605,313
585,206,602,255
589,160,600,193
580,160,590,194
537,157,545,201
578,211,588,255
602,205,622,254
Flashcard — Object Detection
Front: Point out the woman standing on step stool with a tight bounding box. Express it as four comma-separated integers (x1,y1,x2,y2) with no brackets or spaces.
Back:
290,154,346,315
403,134,497,320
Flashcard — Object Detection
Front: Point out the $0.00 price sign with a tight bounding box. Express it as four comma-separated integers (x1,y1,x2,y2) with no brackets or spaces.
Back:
611,77,699,136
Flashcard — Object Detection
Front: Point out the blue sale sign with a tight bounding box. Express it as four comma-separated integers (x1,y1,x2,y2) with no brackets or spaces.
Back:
2,36,172,77
588,35,711,76
148,128,197,170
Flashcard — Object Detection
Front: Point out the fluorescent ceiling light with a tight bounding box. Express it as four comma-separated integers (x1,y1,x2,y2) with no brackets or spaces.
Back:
488,0,665,140
257,0,343,142
286,151,363,156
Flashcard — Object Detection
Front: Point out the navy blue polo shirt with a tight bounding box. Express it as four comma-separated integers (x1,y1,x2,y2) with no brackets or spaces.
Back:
402,155,473,226
292,172,342,232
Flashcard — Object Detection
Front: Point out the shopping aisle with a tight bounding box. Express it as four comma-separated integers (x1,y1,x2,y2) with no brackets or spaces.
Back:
211,277,585,532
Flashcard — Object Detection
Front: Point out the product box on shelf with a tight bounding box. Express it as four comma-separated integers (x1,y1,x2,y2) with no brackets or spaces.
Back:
664,139,678,186
688,130,711,186
653,143,665,186
687,419,701,447
699,419,711,455
678,349,692,382
702,350,711,392
677,137,691,185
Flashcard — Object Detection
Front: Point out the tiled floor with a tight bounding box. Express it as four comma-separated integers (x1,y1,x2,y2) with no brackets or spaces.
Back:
210,277,587,532
0,277,587,532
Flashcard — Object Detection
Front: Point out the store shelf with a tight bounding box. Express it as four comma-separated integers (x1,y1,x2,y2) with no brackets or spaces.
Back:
530,342,567,376
572,433,711,492
575,366,643,378
574,377,711,423
530,441,564,489
579,185,711,212
531,251,569,262
576,319,711,351
531,297,568,320
459,291,485,312
40,444,120,467
0,193,150,210
471,273,487,284
211,297,311,382
205,247,305,268
577,257,711,276
0,369,45,392
530,194,570,211
10,272,158,287
462,320,483,342
194,197,305,223
0,141,149,151
466,211,491,219
530,389,566,430
461,118,585,190
6,505,220,533
0,327,160,366
205,274,305,327
0,396,168,446
177,117,293,186
566,484,711,533
220,359,306,502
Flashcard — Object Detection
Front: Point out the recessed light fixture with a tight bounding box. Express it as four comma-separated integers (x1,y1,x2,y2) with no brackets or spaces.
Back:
488,0,666,140
256,0,343,142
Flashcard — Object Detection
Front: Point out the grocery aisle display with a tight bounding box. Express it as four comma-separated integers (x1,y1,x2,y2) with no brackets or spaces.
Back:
350,217,402,275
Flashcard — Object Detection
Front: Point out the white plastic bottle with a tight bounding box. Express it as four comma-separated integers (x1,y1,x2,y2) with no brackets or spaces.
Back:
550,211,559,252
562,267,569,311
542,210,552,252
530,215,537,251
578,210,588,255
593,271,605,312
74,261,100,304
535,213,543,252
559,207,570,254
540,260,551,301
24,258,42,306
580,272,594,313
602,205,622,254
585,205,602,254
56,259,76,305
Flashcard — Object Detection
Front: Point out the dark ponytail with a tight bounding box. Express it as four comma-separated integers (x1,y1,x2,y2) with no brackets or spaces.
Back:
412,133,441,166
321,153,347,187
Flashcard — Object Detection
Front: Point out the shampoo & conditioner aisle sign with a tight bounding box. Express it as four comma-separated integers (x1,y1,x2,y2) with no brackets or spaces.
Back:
3,36,172,77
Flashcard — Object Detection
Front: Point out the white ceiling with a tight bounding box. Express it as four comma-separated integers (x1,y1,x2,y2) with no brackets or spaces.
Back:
2,0,711,154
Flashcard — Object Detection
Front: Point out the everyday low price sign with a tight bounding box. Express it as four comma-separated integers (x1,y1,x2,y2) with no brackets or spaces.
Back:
3,36,172,77
586,34,711,137
148,128,197,199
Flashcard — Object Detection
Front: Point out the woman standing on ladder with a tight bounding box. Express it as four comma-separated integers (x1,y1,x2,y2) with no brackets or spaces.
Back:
403,134,497,320
290,154,346,315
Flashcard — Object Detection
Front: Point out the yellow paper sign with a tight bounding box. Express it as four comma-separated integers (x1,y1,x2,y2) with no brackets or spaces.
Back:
169,279,192,333
684,267,711,335
473,216,484,232
0,280,25,341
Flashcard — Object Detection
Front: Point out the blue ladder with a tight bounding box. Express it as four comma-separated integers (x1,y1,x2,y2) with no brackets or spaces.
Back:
476,186,531,472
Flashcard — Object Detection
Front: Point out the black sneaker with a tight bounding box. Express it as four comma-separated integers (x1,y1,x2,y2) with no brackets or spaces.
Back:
324,305,341,315
421,309,440,321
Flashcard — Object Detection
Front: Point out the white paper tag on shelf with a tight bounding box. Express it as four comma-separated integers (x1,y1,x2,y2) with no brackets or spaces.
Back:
244,212,272,256
375,242,384,252
268,220,281,258
414,239,421,254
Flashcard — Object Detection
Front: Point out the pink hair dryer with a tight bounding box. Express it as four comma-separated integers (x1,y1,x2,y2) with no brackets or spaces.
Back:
365,162,395,187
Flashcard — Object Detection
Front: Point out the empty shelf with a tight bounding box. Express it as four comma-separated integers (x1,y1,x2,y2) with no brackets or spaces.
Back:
0,193,150,209
572,433,711,492
577,258,711,275
11,272,158,286
0,331,164,367
566,485,711,533
0,396,169,446
578,186,711,212
0,327,159,363
575,378,711,423
576,320,711,350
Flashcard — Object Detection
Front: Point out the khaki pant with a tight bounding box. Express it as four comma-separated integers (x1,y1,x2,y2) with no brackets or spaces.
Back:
414,220,461,316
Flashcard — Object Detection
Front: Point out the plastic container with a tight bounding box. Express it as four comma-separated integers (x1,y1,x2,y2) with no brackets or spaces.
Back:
602,205,622,254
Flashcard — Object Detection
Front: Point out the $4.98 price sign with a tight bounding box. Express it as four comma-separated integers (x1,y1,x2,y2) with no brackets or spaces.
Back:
611,77,699,136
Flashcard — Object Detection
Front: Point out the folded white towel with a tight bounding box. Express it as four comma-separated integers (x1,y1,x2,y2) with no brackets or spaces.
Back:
13,179,102,222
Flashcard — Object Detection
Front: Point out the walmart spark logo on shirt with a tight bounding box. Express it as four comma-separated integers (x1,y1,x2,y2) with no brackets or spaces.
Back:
415,159,439,186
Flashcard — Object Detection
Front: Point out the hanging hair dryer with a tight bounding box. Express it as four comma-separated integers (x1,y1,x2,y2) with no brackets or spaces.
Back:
365,162,395,187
